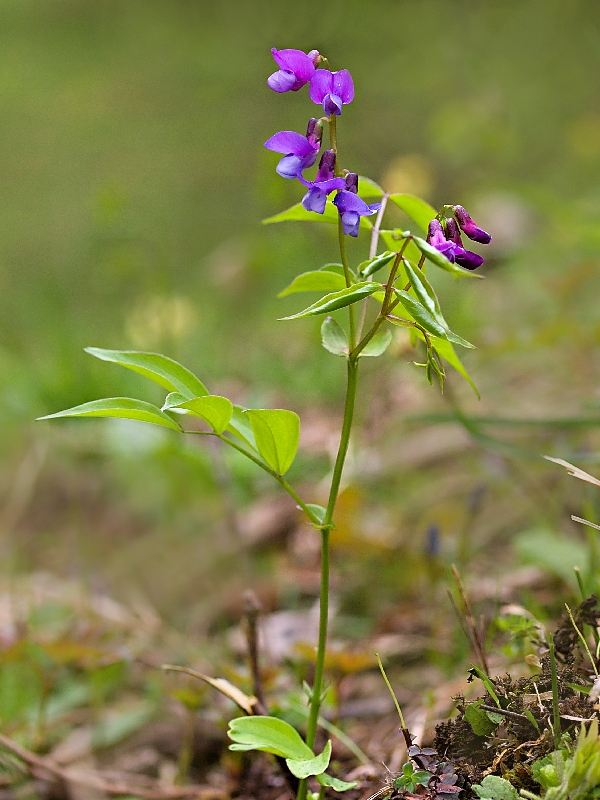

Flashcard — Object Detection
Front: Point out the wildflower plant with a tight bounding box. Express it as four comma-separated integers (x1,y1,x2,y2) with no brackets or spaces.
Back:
38,48,491,798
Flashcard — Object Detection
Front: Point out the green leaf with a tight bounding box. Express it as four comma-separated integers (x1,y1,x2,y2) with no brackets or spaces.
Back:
316,773,358,792
359,330,392,357
411,236,482,278
305,504,327,525
321,316,349,357
228,716,313,760
37,398,182,432
262,200,372,231
278,270,348,298
524,709,540,732
280,282,382,320
472,776,518,800
162,393,233,434
393,290,448,339
244,409,300,475
84,348,208,399
357,176,384,199
469,666,501,707
287,740,332,779
388,194,437,233
226,405,258,450
428,337,479,397
464,702,500,736
403,262,475,349
358,251,396,278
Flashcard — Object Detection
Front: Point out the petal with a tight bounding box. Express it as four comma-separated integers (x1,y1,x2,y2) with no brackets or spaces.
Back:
332,69,354,103
267,70,296,93
276,155,305,179
333,190,372,215
323,94,343,115
302,188,327,214
340,211,360,237
264,131,316,157
271,48,315,85
314,177,346,194
454,249,484,269
444,217,464,246
309,70,333,104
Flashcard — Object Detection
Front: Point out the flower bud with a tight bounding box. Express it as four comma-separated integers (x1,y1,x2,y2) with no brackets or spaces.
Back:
317,149,336,179
307,49,321,66
345,172,358,194
453,205,491,244
444,217,463,246
306,118,323,149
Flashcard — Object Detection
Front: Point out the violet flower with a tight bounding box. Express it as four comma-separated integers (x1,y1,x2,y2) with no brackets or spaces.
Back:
309,69,354,115
299,150,345,214
333,174,380,236
427,218,485,270
264,121,321,179
453,205,492,244
267,48,319,93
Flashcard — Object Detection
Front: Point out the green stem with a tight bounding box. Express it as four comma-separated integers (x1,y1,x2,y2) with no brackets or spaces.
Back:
548,633,562,749
213,433,321,526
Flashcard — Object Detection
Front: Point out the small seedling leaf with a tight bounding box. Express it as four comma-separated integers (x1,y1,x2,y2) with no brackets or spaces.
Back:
244,409,300,475
286,740,332,779
38,398,182,432
84,348,208,399
472,775,518,800
464,702,500,736
228,716,314,760
321,316,349,356
316,773,358,792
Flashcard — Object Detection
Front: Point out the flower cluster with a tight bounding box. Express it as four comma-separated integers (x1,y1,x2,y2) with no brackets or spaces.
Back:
264,48,380,236
427,207,491,270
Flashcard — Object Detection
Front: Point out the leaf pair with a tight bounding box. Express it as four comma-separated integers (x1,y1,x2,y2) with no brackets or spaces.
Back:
228,716,356,791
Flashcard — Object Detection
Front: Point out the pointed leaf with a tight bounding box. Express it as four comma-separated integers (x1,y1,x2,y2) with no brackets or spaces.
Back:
321,317,349,357
280,283,382,320
429,337,479,397
85,348,208,399
38,398,182,432
358,251,396,278
226,405,259,450
411,237,482,278
393,290,448,339
162,394,233,434
316,773,358,792
244,409,300,475
228,716,313,760
287,740,332,779
305,504,327,525
388,194,436,233
359,330,392,357
278,270,347,298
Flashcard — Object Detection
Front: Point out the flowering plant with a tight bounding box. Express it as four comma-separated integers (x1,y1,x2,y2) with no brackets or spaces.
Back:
38,47,491,799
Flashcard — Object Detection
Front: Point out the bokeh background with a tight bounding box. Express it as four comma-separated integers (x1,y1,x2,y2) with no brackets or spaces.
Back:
3,0,600,636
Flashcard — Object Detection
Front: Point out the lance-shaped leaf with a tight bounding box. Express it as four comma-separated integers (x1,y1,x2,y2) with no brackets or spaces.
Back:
403,261,474,349
37,398,182,432
393,290,448,339
412,237,482,278
278,270,347,298
162,393,233,434
316,773,358,792
359,329,392,357
228,716,313,760
287,740,332,779
358,251,396,278
280,282,382,321
321,316,349,357
415,333,479,398
388,194,436,233
85,348,208,399
244,409,300,475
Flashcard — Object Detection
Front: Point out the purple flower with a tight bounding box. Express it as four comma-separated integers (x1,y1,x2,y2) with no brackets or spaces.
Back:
268,48,318,93
453,205,492,244
299,150,345,213
264,123,320,179
427,218,485,270
309,69,354,115
333,181,380,237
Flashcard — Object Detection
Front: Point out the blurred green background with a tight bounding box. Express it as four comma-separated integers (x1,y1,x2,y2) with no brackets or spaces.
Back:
3,0,600,628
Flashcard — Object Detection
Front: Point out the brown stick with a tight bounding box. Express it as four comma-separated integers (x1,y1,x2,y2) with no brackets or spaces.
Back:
243,589,266,711
0,733,214,800
451,564,490,675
